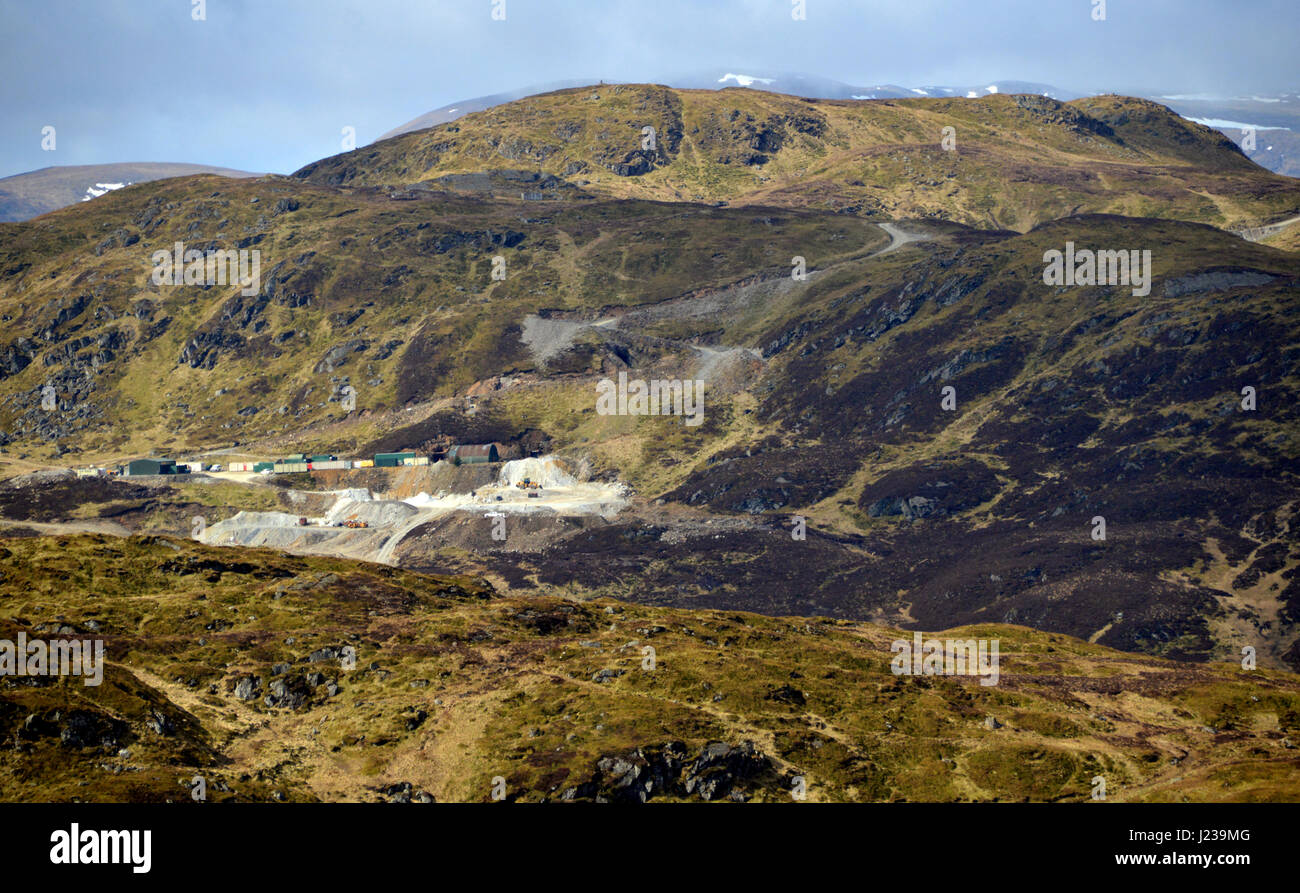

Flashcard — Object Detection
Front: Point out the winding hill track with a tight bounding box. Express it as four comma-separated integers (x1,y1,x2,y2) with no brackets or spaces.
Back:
874,221,932,255
1234,213,1300,242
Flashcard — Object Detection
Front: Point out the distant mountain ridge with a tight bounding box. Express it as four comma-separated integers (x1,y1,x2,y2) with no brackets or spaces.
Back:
378,72,1084,140
378,71,1297,178
2,77,1289,226
300,84,1299,233
0,162,258,222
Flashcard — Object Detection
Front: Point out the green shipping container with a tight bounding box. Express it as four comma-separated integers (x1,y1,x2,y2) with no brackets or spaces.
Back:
374,451,416,468
253,462,274,473
127,458,177,475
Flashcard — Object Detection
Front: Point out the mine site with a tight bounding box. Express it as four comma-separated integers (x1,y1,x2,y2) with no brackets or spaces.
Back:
199,453,630,564
1,5,1298,876
0,438,638,570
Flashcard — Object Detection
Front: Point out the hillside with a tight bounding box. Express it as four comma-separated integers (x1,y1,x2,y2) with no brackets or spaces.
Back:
375,76,1083,141
359,216,1299,673
380,78,1300,178
298,85,1300,232
0,172,886,458
0,163,258,222
0,155,1297,671
1,534,1296,803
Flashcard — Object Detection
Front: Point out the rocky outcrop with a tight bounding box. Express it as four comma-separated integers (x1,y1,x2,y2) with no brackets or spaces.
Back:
558,740,780,803
376,781,435,803
314,339,368,374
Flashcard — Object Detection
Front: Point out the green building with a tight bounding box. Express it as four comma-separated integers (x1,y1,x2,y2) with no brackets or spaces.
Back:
374,451,416,468
127,458,178,476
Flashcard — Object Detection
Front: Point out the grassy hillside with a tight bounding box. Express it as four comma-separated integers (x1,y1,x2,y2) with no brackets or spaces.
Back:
1,534,1296,803
0,163,257,222
0,181,1296,672
356,215,1298,672
297,86,1300,232
0,174,883,460
0,86,1297,680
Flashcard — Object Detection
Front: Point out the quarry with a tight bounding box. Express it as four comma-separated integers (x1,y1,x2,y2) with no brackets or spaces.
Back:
200,455,630,564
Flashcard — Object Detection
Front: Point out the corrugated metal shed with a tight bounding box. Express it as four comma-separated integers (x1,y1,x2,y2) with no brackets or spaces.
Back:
450,443,500,464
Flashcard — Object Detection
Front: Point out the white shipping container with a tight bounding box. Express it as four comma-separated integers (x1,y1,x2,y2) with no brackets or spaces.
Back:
311,460,347,470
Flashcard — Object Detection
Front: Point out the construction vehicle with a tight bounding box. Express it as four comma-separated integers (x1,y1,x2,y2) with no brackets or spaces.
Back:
342,519,369,529
297,517,308,527
515,478,543,490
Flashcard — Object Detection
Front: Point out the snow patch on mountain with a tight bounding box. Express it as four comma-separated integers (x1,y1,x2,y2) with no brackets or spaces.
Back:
1183,116,1288,131
718,73,775,87
82,182,130,202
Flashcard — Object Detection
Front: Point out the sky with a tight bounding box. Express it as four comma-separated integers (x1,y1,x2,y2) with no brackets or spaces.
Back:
1,0,1297,178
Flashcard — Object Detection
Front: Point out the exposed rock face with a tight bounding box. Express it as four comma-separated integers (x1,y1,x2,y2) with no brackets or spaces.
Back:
861,460,1002,520
558,740,779,803
609,150,657,177
1163,270,1278,297
264,674,313,710
232,676,260,701
56,710,129,751
314,339,368,374
230,667,338,711
765,683,807,706
377,781,435,803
